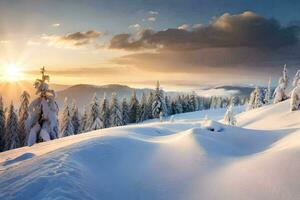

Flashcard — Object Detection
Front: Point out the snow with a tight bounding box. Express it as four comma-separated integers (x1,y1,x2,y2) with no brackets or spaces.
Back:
0,102,300,200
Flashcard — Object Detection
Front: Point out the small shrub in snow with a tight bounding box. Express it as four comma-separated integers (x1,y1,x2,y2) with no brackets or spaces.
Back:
223,104,237,126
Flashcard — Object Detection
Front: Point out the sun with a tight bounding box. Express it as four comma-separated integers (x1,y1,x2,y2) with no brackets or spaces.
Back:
4,63,23,82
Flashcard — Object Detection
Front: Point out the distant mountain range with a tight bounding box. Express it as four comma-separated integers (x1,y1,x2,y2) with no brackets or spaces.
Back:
0,81,257,109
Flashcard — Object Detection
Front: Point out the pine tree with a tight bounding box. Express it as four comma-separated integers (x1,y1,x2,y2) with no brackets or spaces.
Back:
147,91,154,119
100,94,110,128
152,81,167,118
138,92,148,122
87,93,102,130
129,90,139,123
0,97,5,151
188,92,198,112
80,106,88,132
223,104,237,126
26,67,59,146
110,93,123,127
121,98,130,125
18,91,30,146
164,95,171,115
254,87,264,108
4,103,20,151
176,96,183,113
71,100,81,134
264,78,272,104
60,98,74,137
292,70,300,88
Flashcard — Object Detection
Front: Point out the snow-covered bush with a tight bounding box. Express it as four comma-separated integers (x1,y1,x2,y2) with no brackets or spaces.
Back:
290,84,300,111
273,65,289,103
26,67,59,146
223,104,237,126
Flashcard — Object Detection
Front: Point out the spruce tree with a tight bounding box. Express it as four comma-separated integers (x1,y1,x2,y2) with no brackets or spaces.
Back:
80,106,88,132
152,81,167,118
60,98,74,137
138,92,148,122
100,94,110,128
71,100,81,134
121,98,130,125
110,93,123,127
87,93,102,130
264,78,272,104
147,91,154,119
165,95,171,115
18,91,30,146
0,97,5,151
129,90,139,123
4,103,20,151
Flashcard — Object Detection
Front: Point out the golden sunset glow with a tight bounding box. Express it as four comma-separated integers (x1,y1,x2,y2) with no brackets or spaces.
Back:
3,63,23,82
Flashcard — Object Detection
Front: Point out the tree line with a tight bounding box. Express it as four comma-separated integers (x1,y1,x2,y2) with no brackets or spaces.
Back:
0,67,247,152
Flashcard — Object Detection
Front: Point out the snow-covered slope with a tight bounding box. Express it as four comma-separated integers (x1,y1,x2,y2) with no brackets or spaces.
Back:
0,102,299,200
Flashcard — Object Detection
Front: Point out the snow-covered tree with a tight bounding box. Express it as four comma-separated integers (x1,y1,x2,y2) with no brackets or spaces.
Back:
147,91,154,119
110,93,123,127
264,78,272,104
152,81,167,118
290,85,300,111
164,95,171,115
87,93,102,130
273,65,289,103
138,92,148,122
100,94,110,128
80,106,88,132
71,100,81,134
273,76,287,103
121,98,130,125
248,87,264,110
60,98,74,137
4,103,20,150
26,67,59,146
292,70,300,88
188,92,198,112
129,90,139,123
18,91,30,146
0,97,5,151
223,104,237,126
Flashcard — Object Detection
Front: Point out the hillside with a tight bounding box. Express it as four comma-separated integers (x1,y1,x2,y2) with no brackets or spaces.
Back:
0,100,299,200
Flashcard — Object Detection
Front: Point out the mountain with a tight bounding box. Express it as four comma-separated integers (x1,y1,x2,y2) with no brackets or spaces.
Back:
0,100,299,199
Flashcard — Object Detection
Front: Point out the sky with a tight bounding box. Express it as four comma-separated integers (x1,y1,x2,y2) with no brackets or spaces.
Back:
0,0,300,90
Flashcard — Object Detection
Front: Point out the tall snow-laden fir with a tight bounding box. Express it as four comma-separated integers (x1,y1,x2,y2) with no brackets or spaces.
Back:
248,87,264,110
164,95,171,115
4,103,20,151
147,91,154,119
18,91,30,146
87,93,102,130
292,70,300,88
188,92,199,112
273,65,288,103
264,78,272,104
80,106,88,132
60,98,74,137
121,98,130,125
129,90,139,123
110,93,123,127
138,92,148,122
223,104,237,126
152,81,167,118
100,94,110,128
26,67,59,146
0,97,5,151
71,100,81,134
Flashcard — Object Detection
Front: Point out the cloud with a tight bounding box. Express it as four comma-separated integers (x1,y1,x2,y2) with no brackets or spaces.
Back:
52,23,60,27
148,17,156,22
42,30,102,48
109,11,300,51
178,24,189,30
0,40,10,44
129,24,141,29
27,40,41,46
149,11,159,15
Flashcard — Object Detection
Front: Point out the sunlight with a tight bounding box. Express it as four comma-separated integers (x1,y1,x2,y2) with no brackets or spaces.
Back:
3,63,23,82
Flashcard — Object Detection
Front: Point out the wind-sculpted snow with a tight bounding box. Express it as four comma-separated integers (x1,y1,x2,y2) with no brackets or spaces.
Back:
0,103,300,200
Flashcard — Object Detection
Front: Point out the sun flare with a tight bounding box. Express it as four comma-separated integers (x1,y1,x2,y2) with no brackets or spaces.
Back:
3,63,23,82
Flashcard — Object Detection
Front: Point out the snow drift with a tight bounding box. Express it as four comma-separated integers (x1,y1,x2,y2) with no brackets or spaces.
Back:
0,102,299,200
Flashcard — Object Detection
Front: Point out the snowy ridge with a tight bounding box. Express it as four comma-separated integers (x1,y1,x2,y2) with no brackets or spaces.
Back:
0,102,300,199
